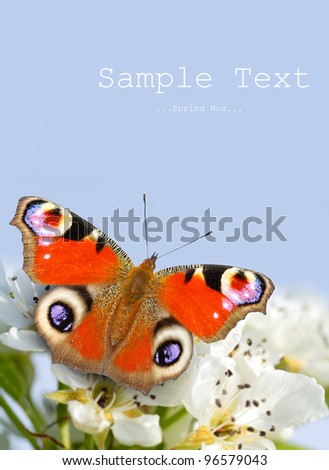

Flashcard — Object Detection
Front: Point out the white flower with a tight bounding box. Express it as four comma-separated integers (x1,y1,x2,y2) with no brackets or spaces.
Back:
0,262,47,351
215,292,329,389
68,400,111,435
267,292,329,386
180,350,328,450
50,364,162,448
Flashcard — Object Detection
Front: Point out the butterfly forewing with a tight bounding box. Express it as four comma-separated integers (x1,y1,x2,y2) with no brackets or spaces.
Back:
155,264,274,342
10,196,133,285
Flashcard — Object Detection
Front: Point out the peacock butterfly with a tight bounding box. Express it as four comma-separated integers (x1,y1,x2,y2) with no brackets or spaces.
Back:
11,197,274,394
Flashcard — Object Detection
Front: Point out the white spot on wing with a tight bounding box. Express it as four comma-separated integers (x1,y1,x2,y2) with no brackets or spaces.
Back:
194,267,203,277
90,229,99,241
223,300,231,310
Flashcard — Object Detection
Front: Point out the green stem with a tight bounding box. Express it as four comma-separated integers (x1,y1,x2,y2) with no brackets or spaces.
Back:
25,395,45,430
105,430,113,450
57,381,71,449
57,405,71,450
161,407,188,429
0,395,42,450
84,433,95,450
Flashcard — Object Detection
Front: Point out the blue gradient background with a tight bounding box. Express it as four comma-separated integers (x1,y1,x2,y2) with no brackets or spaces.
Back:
1,1,328,449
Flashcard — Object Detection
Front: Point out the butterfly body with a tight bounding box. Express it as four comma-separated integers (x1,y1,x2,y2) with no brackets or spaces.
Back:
11,197,274,394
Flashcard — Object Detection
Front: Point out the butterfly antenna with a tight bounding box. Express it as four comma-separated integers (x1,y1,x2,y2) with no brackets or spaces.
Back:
143,192,150,259
157,231,212,259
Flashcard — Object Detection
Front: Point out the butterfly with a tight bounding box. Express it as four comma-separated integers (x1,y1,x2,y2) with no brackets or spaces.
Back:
11,196,274,394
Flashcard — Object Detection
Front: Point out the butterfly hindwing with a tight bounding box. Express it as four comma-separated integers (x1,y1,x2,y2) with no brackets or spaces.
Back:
35,284,121,376
11,196,133,285
110,302,193,393
155,264,274,342
35,283,193,394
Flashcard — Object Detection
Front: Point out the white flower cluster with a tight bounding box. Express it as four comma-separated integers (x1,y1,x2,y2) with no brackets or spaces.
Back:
0,262,47,351
0,263,328,449
50,365,162,448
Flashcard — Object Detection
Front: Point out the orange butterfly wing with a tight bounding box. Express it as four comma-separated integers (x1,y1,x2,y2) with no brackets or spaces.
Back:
155,264,274,342
11,197,133,285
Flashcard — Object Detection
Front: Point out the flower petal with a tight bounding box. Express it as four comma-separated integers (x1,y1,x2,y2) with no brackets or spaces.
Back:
0,327,46,351
0,261,46,328
129,355,202,407
210,324,243,358
68,401,111,435
51,364,96,389
183,355,237,424
0,294,33,328
112,412,162,447
267,292,329,386
236,370,329,431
